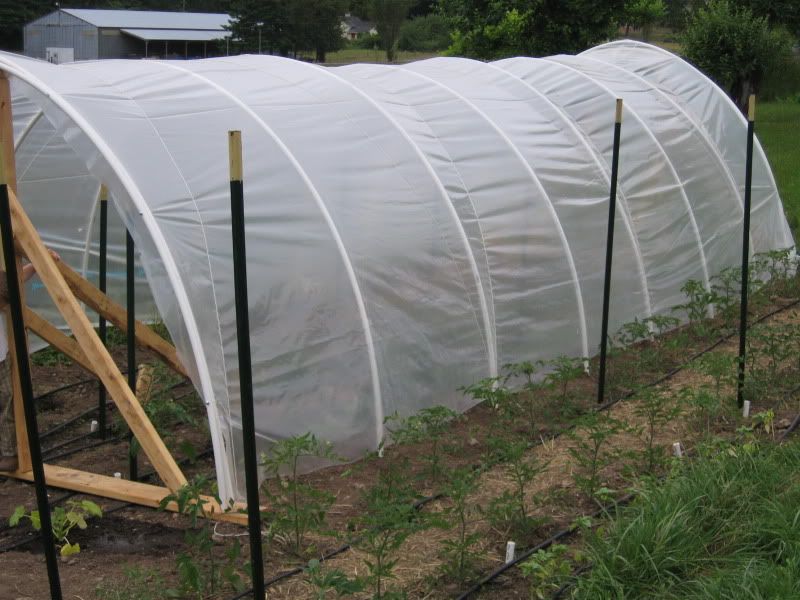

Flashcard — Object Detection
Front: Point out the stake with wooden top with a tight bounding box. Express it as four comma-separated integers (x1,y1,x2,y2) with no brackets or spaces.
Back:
597,99,624,404
126,229,137,480
229,130,266,599
98,184,108,437
0,151,63,599
737,95,756,408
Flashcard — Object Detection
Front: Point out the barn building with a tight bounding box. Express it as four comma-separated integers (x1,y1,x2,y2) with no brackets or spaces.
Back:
24,8,231,63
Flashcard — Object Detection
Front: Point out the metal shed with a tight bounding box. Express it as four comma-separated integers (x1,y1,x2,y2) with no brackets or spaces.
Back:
24,9,231,62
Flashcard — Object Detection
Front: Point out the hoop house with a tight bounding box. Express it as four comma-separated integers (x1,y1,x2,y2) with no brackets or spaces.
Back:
2,40,792,502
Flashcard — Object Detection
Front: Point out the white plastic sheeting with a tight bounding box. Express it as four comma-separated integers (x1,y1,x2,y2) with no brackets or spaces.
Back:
1,41,792,502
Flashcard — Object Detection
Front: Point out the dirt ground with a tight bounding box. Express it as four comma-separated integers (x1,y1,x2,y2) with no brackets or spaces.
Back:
2,298,799,600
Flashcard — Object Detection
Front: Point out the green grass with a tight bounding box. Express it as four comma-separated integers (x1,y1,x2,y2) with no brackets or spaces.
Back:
573,442,800,599
759,100,800,235
300,47,440,65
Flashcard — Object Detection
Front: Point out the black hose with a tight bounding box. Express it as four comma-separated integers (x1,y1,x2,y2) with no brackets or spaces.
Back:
34,377,98,403
454,493,637,600
40,403,116,441
43,435,124,463
228,492,445,600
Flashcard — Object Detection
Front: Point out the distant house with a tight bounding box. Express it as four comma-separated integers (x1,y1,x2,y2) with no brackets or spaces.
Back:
24,8,231,62
340,13,377,40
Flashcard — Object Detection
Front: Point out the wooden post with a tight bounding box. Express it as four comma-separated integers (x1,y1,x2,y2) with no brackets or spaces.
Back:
1,71,31,473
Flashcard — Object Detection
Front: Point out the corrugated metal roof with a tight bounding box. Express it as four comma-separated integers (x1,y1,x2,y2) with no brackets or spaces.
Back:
61,9,230,30
121,28,230,42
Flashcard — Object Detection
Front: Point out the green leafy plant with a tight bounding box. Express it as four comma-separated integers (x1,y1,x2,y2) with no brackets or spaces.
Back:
632,388,681,474
674,278,717,337
545,355,585,410
695,351,738,403
437,467,482,585
350,456,427,599
568,411,628,501
679,385,728,437
504,360,546,441
304,558,365,599
10,499,102,557
483,438,548,542
520,543,574,600
260,433,340,557
30,345,72,367
385,405,460,485
159,476,247,598
754,409,776,440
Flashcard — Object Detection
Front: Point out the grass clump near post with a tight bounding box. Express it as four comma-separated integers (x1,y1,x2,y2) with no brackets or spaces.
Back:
572,442,800,599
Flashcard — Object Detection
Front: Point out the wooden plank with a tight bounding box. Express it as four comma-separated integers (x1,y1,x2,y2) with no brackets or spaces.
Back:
4,464,248,525
23,307,95,374
55,260,188,378
1,70,31,473
0,72,17,194
8,188,188,492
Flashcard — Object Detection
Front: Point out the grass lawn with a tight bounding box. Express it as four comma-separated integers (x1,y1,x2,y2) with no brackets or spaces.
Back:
759,100,800,235
302,47,441,65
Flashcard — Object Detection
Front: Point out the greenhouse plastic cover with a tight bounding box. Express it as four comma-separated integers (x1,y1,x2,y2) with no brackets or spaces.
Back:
2,40,793,502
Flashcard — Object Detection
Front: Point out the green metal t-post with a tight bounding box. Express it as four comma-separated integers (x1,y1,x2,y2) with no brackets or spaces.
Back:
126,229,137,480
737,95,756,408
228,130,266,599
597,99,624,404
0,184,63,600
98,185,108,438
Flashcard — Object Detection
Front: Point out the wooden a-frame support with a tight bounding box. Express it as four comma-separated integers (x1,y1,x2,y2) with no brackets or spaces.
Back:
0,71,248,525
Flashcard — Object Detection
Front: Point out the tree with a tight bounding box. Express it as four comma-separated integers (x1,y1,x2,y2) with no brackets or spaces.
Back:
735,0,800,40
682,0,792,112
371,0,414,62
438,0,626,60
228,0,344,60
622,0,666,41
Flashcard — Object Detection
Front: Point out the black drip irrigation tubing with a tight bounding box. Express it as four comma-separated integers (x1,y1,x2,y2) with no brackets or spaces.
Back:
226,296,800,600
455,492,638,600
228,492,445,600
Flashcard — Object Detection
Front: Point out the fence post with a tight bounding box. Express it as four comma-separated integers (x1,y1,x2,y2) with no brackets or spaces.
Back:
228,130,266,598
597,99,623,404
737,94,756,408
98,184,108,438
126,229,137,480
0,178,63,600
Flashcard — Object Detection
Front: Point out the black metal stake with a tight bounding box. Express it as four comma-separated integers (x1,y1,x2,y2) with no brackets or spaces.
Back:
737,95,756,408
597,99,624,404
228,130,266,599
126,229,137,480
98,185,108,438
0,185,63,600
